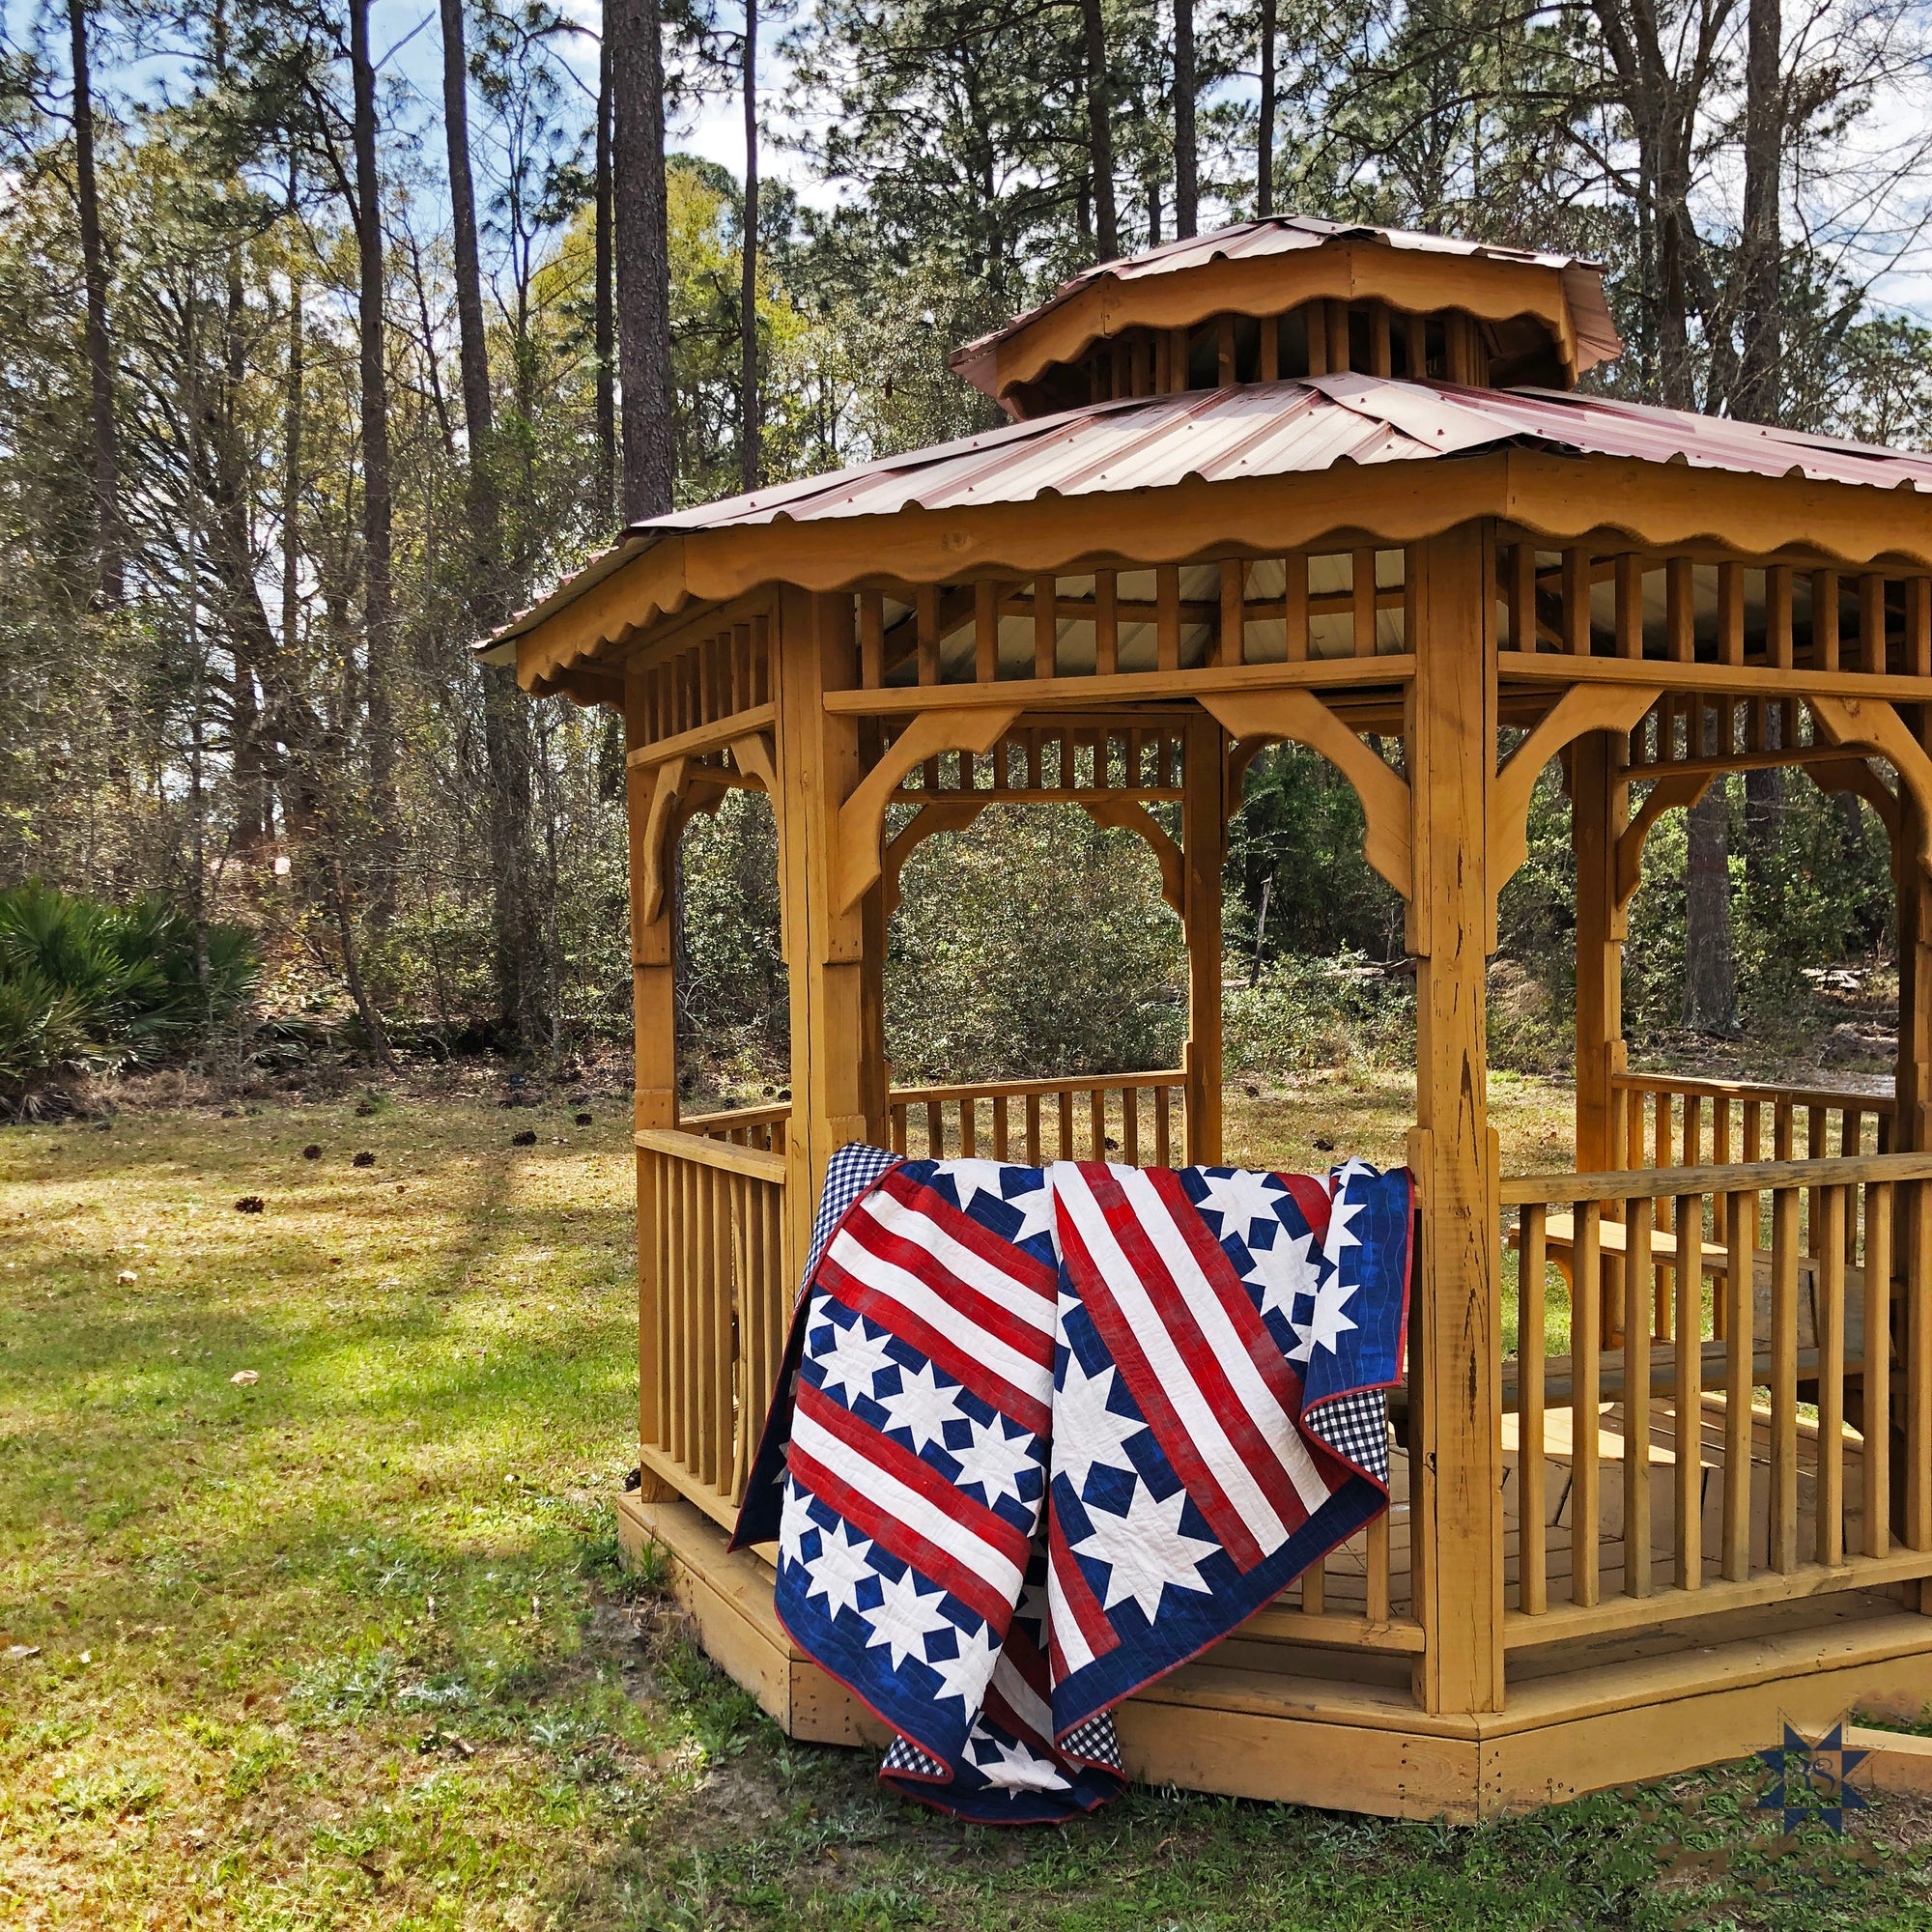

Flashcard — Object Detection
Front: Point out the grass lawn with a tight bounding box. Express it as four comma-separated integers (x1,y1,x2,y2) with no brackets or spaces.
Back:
5,1075,1932,1929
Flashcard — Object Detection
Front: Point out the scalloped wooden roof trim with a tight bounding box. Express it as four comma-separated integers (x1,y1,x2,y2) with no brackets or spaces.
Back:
511,454,1932,697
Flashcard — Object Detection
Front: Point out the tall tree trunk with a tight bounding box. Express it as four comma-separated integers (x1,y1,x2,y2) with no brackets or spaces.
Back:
1738,0,1782,422
1743,696,1783,900
441,0,542,1048
1684,777,1736,1034
740,0,760,491
1079,0,1117,261
279,152,309,836
69,0,121,609
1174,0,1198,239
1257,0,1276,217
440,0,495,533
595,17,616,525
349,0,397,899
611,0,674,521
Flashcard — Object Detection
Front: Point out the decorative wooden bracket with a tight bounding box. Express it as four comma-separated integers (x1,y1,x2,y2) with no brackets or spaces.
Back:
1201,689,1411,899
1809,695,1932,873
1492,684,1660,895
728,729,778,796
1079,796,1184,913
1808,756,1901,853
1613,770,1711,913
834,706,1022,915
882,799,988,917
637,756,732,925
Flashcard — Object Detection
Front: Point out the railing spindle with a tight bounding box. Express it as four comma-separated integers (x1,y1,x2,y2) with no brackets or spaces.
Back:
1366,1513,1391,1623
1674,1187,1703,1592
1520,1204,1548,1615
1911,1179,1932,1550
1624,1197,1653,1597
1817,1184,1847,1567
1865,1181,1893,1558
1301,1555,1325,1614
1770,1183,1801,1572
1025,1093,1042,1166
1723,1186,1754,1582
1573,1201,1603,1608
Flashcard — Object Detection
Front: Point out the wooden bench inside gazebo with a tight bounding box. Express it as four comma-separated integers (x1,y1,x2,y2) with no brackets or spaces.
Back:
486,213,1932,1819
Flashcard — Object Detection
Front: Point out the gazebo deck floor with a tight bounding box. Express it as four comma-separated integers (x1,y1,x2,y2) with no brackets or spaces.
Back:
619,1388,1932,1821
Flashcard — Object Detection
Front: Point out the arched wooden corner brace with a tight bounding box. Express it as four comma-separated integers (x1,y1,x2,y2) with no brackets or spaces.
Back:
882,799,987,918
1614,770,1711,913
637,756,733,925
1201,690,1411,899
1810,695,1932,873
1808,757,1901,857
1079,796,1184,914
835,706,1022,917
1492,685,1661,896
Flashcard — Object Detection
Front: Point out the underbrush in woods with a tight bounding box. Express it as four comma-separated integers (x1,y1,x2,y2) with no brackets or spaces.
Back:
0,882,257,1116
6,1088,1932,1929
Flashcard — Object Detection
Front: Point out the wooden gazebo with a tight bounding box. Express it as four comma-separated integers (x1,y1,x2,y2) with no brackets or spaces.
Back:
489,214,1932,1819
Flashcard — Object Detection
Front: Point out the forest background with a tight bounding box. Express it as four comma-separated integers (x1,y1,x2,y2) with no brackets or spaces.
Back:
4,0,1932,1111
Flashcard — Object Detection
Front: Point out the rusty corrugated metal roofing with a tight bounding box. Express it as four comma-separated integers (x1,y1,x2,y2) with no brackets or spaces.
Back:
637,375,1932,533
951,215,1625,380
482,375,1932,655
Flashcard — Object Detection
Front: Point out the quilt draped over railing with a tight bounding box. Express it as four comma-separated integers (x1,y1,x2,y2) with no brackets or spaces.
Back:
732,1148,1412,1822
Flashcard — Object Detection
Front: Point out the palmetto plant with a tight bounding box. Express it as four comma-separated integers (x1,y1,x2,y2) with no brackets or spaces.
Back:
0,882,256,1107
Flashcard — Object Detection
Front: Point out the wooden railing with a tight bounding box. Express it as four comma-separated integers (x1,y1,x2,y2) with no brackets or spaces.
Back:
1502,1151,1932,1648
888,1071,1187,1167
681,1100,789,1154
1613,1070,1893,1172
637,1123,789,1531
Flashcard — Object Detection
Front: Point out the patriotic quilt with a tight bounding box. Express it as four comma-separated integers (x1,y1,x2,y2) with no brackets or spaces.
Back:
733,1148,1411,1822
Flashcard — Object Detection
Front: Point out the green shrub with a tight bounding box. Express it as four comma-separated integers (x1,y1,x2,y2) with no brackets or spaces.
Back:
0,880,256,1106
1224,954,1415,1076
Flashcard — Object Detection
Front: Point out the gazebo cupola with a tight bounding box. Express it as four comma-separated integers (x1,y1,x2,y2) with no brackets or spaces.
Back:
950,215,1626,420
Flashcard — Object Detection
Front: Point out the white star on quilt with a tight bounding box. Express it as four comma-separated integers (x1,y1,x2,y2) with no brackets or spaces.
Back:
811,1315,895,1406
801,1517,873,1622
1068,1477,1219,1624
1194,1168,1288,1248
1245,1224,1321,1322
861,1564,954,1672
1051,1353,1146,1500
873,1359,966,1454
1290,1270,1360,1363
944,1160,1056,1245
928,1619,1001,1710
979,1732,1070,1793
777,1478,810,1573
951,1413,1037,1511
1324,1183,1367,1256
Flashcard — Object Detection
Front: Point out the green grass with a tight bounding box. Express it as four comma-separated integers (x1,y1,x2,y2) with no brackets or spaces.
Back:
5,1079,1932,1928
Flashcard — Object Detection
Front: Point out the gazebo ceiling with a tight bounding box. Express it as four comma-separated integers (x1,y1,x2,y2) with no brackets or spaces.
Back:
949,216,1626,416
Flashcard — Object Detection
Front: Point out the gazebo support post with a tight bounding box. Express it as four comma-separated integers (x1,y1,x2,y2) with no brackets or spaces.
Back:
776,589,877,1279
628,674,679,1503
1573,730,1628,1175
1896,734,1932,1573
1900,758,1932,1161
1405,526,1506,1717
1182,713,1227,1164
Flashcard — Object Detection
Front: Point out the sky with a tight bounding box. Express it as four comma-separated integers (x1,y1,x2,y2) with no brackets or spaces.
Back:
9,0,1932,323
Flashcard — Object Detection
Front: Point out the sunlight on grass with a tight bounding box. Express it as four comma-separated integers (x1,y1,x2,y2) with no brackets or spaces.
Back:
3,1078,1920,1928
